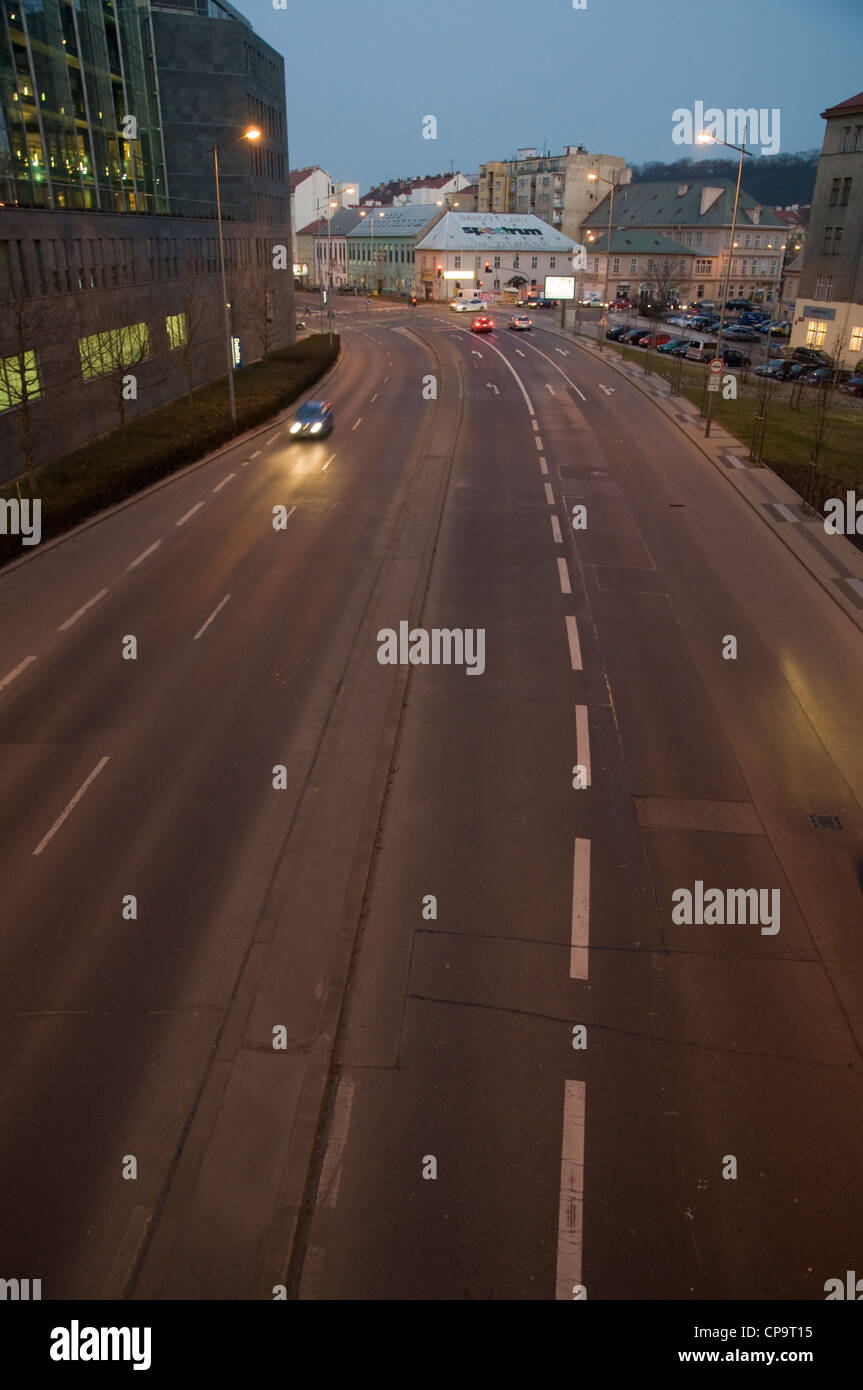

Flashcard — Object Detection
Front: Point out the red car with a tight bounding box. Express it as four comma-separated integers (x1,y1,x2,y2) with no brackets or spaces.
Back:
471,316,494,333
609,298,632,311
639,332,672,348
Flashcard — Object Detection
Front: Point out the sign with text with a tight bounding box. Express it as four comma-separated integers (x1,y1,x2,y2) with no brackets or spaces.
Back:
545,275,575,300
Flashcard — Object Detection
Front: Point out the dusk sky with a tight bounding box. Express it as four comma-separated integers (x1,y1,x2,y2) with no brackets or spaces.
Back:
251,0,863,193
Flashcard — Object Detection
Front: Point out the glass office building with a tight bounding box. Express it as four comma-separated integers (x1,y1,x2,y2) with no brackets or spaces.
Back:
0,0,169,212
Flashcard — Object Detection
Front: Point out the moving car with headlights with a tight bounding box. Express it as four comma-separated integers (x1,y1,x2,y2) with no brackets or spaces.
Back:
290,400,333,438
609,297,631,311
451,297,486,313
508,315,533,331
471,316,494,333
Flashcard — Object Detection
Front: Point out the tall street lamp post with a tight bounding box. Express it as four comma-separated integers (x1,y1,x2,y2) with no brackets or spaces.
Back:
316,188,356,345
696,131,752,437
587,168,625,352
209,126,260,432
359,208,385,296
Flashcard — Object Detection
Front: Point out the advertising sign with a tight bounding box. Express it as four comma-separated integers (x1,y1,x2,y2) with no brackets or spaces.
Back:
545,275,576,300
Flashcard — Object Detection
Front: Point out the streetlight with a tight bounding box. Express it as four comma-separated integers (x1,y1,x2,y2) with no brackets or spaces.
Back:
587,168,624,351
358,208,385,297
209,126,260,432
696,131,752,437
315,187,357,344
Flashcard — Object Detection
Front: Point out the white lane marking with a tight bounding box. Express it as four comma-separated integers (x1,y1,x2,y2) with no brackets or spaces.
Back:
318,1077,356,1210
352,418,363,431
545,384,556,396
33,755,110,857
322,455,336,471
557,558,572,594
127,540,161,571
556,348,570,357
463,331,536,416
570,837,590,979
176,502,204,527
565,615,583,671
193,593,231,642
535,435,544,451
540,457,549,475
518,339,588,401
383,376,389,382
599,384,615,396
486,382,499,394
515,349,526,357
0,654,36,692
250,449,262,459
58,589,109,632
267,431,280,445
471,350,483,359
575,704,591,787
532,419,539,431
242,459,251,467
371,393,378,402
555,1079,586,1299
551,515,562,543
544,482,555,505
212,472,236,494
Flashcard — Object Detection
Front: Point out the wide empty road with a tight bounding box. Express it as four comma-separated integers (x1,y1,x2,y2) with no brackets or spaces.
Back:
1,300,861,1300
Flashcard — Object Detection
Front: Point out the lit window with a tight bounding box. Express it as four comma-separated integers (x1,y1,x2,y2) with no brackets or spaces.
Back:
0,350,42,412
806,319,827,348
850,326,863,353
166,313,188,349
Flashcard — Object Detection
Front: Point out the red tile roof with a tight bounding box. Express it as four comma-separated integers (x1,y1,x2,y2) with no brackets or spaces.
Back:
821,92,863,119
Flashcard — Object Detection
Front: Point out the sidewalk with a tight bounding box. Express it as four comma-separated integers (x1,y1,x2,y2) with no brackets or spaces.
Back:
536,313,863,636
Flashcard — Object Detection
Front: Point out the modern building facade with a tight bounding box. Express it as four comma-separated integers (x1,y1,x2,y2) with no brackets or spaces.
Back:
477,147,627,245
791,91,863,367
414,212,579,303
580,179,787,306
346,204,441,294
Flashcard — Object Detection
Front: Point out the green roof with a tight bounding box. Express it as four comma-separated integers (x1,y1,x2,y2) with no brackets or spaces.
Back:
584,231,692,255
583,180,785,231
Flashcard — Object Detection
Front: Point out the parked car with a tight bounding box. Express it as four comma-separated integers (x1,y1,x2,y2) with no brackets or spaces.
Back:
471,316,494,333
685,337,718,362
622,326,650,343
605,324,631,340
718,347,752,369
723,325,762,341
803,366,852,387
508,315,533,331
766,320,792,337
665,314,688,327
580,294,604,306
289,399,333,437
838,376,863,397
754,359,795,380
791,346,832,366
657,336,689,354
638,332,672,348
452,297,486,313
725,298,752,310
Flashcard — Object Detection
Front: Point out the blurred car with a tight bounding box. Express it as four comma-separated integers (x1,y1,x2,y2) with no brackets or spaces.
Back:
839,376,863,397
609,297,631,311
767,320,792,337
295,319,307,330
718,347,752,368
657,336,690,354
685,337,718,362
580,294,604,306
754,359,795,380
723,325,762,341
725,298,752,310
471,316,494,333
803,366,852,387
639,332,672,348
622,326,650,343
289,400,333,437
791,346,832,366
452,298,486,313
605,324,631,340
508,315,533,331
666,314,689,327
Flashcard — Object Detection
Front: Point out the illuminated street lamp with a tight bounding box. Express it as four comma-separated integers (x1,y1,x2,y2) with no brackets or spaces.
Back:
208,126,260,432
315,188,357,344
587,167,628,350
358,207,385,297
696,131,752,437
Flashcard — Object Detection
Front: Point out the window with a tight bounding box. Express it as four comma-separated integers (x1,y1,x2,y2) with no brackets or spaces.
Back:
695,259,712,275
493,255,500,268
593,257,599,273
686,231,692,247
78,323,150,379
454,255,461,268
695,231,702,247
679,258,686,273
0,350,42,412
822,227,833,254
825,276,835,299
849,326,863,353
493,278,500,289
840,126,851,152
855,126,863,152
531,255,538,269
815,275,825,298
630,256,637,272
833,226,843,254
647,258,654,272
731,259,739,274
841,177,852,206
550,256,556,268
741,259,748,274
612,257,620,273
806,319,827,348
166,313,188,349
513,254,519,268
770,259,778,275
744,233,751,248
830,177,841,207
754,234,762,249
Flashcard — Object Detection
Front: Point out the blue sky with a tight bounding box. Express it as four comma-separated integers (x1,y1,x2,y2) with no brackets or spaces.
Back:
248,0,863,192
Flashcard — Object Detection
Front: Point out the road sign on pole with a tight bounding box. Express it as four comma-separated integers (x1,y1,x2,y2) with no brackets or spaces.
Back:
708,357,724,374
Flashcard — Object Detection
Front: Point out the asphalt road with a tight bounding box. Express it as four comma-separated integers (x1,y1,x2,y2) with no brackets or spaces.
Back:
1,297,861,1300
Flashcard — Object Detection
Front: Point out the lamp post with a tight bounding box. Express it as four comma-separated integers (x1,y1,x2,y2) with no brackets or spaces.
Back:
315,188,356,345
587,168,623,352
696,132,752,437
359,208,385,296
209,126,260,432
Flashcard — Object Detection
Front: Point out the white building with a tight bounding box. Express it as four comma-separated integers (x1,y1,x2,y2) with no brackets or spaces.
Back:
414,212,581,303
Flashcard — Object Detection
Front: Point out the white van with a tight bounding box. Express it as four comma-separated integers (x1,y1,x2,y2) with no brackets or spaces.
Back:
685,337,718,362
451,297,486,313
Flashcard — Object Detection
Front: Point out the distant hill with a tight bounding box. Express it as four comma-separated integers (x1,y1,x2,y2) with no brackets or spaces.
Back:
630,152,819,208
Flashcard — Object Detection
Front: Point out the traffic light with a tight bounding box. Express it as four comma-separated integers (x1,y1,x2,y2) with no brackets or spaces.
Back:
436,264,442,279
484,262,491,273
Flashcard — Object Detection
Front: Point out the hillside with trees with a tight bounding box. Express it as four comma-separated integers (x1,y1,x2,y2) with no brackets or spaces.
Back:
630,151,819,207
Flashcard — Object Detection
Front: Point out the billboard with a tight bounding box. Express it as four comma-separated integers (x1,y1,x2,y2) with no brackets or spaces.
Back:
545,275,575,300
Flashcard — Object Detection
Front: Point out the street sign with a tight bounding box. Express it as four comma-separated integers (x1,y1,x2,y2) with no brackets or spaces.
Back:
231,336,242,368
708,357,724,374
707,374,720,392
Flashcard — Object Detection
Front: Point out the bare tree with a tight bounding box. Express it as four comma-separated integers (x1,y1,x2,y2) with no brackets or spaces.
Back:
237,263,293,363
77,293,166,427
172,277,219,403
